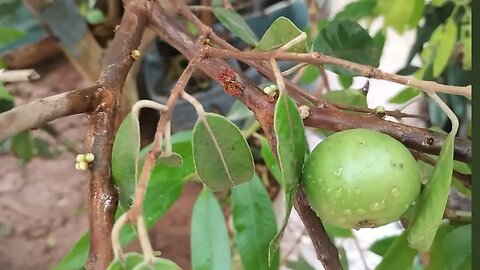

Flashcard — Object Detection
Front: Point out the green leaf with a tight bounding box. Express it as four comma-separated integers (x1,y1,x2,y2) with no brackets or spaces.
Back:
11,131,35,163
334,0,377,21
54,134,194,270
34,137,54,158
407,133,455,251
0,84,14,113
376,230,417,270
259,136,281,185
156,152,183,168
0,27,24,46
429,224,471,270
369,235,397,256
323,223,353,238
286,254,316,270
132,258,181,270
321,89,367,107
300,65,320,84
460,23,471,70
421,19,458,77
256,17,308,53
214,7,258,46
268,93,306,262
192,113,254,191
107,253,144,270
388,88,420,104
191,188,231,270
112,113,140,210
312,20,381,76
378,0,424,34
85,8,106,25
226,100,253,121
338,75,353,89
431,0,446,7
52,234,90,270
232,176,279,270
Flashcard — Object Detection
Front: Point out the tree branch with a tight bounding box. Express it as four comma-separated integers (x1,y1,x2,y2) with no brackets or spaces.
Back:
205,48,472,99
0,86,96,141
303,107,471,163
83,2,148,269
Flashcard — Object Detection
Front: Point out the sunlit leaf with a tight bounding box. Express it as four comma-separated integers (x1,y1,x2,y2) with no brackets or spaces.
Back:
131,258,181,270
334,0,377,21
232,176,279,270
256,17,308,53
191,188,231,270
214,7,258,46
388,87,421,104
378,0,424,34
192,113,254,191
421,19,457,77
0,27,24,46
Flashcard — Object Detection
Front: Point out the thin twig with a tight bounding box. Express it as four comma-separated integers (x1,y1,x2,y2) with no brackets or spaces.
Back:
0,86,96,141
205,48,472,99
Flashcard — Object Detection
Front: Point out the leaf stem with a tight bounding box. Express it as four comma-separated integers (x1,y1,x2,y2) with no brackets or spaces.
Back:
111,213,128,261
181,91,207,119
279,32,307,52
270,58,286,94
426,92,459,135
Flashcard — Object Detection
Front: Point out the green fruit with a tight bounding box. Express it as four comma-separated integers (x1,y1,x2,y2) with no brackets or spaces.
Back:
107,253,144,270
132,257,182,270
302,129,421,229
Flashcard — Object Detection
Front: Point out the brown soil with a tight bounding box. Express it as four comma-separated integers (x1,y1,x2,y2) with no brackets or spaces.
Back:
0,56,197,270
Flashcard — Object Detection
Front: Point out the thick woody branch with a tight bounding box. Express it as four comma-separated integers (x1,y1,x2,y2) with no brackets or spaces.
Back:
84,2,148,269
0,87,96,141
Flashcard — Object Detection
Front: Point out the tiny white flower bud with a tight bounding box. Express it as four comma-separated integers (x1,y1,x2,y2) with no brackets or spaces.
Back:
77,161,89,171
85,153,95,163
76,154,85,163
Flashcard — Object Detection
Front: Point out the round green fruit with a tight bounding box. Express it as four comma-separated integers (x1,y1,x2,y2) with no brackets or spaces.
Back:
302,128,421,229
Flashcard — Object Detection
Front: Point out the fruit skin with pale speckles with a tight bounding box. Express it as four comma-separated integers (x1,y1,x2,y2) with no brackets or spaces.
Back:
302,128,421,229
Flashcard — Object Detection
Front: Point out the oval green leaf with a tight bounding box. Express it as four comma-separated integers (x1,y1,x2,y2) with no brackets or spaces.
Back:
388,87,421,104
112,112,140,210
429,224,471,270
192,113,254,191
107,253,144,270
259,136,281,185
268,93,306,262
132,258,182,270
256,17,308,53
232,176,279,270
312,20,382,76
321,89,367,107
378,0,424,34
191,188,231,270
376,230,417,270
213,7,258,46
407,133,455,251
